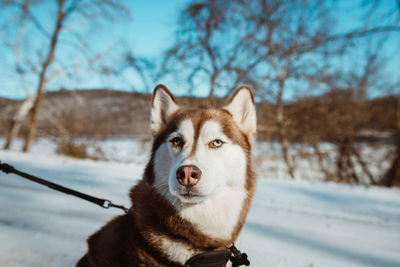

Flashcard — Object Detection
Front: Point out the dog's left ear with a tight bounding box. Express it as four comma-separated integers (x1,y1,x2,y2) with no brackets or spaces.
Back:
223,85,257,139
151,84,181,136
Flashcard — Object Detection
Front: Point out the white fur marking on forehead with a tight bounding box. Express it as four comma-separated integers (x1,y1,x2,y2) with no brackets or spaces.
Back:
223,88,256,138
171,119,195,159
175,119,194,142
198,120,229,141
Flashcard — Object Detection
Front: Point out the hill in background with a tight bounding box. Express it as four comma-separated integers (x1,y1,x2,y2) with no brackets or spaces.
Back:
0,89,397,141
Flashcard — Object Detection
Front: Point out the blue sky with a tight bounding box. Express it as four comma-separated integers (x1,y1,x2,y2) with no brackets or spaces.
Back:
0,0,190,99
0,0,398,100
123,0,189,56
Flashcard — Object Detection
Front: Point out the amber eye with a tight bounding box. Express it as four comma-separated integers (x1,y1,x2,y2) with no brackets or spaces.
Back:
209,139,224,149
170,137,184,148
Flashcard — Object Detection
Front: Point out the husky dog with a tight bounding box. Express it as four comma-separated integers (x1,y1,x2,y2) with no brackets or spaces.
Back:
77,84,257,267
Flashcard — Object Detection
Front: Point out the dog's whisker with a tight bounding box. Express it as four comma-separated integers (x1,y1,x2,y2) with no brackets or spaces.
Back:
154,182,168,190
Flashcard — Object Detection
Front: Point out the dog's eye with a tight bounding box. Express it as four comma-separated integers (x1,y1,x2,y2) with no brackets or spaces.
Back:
209,139,224,149
170,137,184,148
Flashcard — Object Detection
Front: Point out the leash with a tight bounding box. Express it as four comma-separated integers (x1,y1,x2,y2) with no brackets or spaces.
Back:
0,161,130,213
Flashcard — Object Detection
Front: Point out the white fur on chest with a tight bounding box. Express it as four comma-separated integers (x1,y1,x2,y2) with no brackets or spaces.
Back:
179,189,246,240
159,236,198,264
158,190,245,264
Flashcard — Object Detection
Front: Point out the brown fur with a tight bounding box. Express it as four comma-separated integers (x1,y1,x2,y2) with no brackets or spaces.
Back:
77,89,256,267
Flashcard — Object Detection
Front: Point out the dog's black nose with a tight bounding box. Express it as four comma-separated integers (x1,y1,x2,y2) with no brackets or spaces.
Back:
176,165,202,187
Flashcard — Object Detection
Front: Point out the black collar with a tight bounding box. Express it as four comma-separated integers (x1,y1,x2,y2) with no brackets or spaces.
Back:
184,245,250,267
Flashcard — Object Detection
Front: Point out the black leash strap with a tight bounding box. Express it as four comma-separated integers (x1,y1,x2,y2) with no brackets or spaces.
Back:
0,161,129,213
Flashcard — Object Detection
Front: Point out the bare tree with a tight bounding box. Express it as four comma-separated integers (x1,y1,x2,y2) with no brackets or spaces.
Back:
291,36,399,185
122,51,156,93
0,0,129,152
162,0,400,178
3,95,34,150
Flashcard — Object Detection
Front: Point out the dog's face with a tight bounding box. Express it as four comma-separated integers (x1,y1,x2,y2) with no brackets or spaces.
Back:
150,85,256,206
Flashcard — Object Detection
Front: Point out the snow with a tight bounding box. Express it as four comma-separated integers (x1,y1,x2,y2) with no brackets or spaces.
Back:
1,139,400,267
244,180,400,267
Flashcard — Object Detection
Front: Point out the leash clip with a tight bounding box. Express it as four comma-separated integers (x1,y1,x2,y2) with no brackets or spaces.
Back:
102,200,112,209
229,245,250,267
103,199,131,213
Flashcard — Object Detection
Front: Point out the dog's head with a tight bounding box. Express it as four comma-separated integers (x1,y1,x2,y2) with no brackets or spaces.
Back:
150,84,256,206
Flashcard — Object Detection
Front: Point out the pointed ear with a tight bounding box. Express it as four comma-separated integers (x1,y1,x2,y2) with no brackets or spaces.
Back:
223,85,257,139
150,84,181,136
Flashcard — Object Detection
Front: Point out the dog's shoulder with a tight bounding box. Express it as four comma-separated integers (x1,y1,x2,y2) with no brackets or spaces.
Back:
79,213,175,267
82,214,138,267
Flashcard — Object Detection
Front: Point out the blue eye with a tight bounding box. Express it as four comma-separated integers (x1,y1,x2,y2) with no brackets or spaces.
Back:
209,139,224,148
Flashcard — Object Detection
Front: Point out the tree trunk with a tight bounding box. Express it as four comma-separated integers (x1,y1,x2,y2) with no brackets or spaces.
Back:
312,143,334,180
277,88,295,178
379,133,400,187
281,131,295,178
380,95,400,187
207,70,218,101
276,60,295,178
335,137,359,184
3,95,35,150
22,0,65,152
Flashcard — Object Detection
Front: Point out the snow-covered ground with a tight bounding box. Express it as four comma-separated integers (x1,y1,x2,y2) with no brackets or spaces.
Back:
0,139,399,267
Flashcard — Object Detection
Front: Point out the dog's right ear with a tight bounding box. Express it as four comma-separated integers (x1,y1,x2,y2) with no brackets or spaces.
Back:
151,84,181,136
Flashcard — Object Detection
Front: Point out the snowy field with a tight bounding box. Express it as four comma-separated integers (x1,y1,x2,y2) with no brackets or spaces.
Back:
0,139,399,267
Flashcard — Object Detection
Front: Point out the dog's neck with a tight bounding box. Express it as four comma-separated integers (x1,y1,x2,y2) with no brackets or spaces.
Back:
174,188,247,241
129,180,250,265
